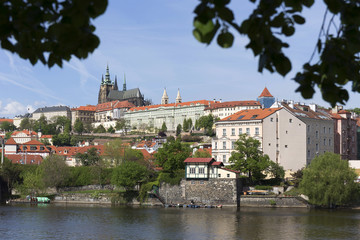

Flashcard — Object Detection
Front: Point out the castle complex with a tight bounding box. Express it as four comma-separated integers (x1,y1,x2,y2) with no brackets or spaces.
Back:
97,66,145,107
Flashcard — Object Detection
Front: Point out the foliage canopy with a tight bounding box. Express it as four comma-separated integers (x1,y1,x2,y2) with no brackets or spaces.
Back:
300,152,359,207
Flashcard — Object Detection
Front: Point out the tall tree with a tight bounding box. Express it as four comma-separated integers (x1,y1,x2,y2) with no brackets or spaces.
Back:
39,155,69,189
75,147,101,166
105,139,126,166
193,149,212,158
155,139,191,174
161,122,167,132
74,118,84,135
300,152,359,208
111,161,149,191
229,134,272,182
196,115,215,136
0,121,16,131
176,124,182,136
19,118,33,130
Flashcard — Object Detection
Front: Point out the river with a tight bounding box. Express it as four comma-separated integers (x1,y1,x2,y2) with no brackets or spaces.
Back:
1,204,360,240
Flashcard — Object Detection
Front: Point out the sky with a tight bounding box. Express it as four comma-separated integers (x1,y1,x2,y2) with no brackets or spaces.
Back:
0,0,359,118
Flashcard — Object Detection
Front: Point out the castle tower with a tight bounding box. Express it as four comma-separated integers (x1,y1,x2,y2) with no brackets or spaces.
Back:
175,88,182,103
114,75,118,91
161,88,169,105
123,74,127,91
98,65,115,104
257,87,275,108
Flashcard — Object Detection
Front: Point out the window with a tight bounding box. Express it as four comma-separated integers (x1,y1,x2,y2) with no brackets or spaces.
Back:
323,127,326,134
307,125,310,132
307,137,310,144
214,155,217,160
239,128,242,135
222,129,226,136
227,174,230,178
255,127,259,135
231,128,235,136
214,142,217,149
316,131,319,139
232,141,235,150
270,117,274,122
223,141,226,149
285,145,288,148
286,130,288,134
289,118,293,123
316,143,319,152
199,168,205,174
218,174,221,178
190,168,195,174
329,139,332,146
329,127,331,134
323,138,326,145
223,155,226,163
246,128,250,135
307,150,310,158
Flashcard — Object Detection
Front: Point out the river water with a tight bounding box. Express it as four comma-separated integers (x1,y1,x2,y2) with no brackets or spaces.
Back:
1,204,360,240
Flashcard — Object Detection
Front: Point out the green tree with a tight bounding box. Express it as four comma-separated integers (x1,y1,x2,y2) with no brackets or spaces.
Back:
19,118,33,130
0,158,22,193
183,118,189,132
300,152,359,208
115,119,127,134
229,134,272,182
196,115,215,136
155,139,191,174
105,139,126,166
55,116,71,133
266,161,285,180
107,125,115,133
39,155,69,189
193,0,360,106
161,122,167,132
52,132,71,146
74,118,84,135
0,121,16,131
0,0,107,68
75,147,101,166
193,149,212,158
176,124,182,136
94,125,106,133
84,123,93,133
111,161,149,191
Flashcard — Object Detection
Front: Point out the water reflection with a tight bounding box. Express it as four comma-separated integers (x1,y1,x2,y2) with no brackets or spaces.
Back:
1,204,360,240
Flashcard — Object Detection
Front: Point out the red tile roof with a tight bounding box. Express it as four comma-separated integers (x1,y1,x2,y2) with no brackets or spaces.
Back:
5,138,17,145
5,154,44,165
96,100,135,112
220,108,281,121
211,161,224,166
258,87,273,98
205,101,260,110
0,119,13,123
129,100,214,112
184,157,214,163
40,135,53,139
11,130,37,136
23,140,44,145
71,105,96,112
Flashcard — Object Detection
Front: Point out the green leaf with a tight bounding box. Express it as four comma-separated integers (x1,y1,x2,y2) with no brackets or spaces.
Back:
293,15,305,24
274,54,292,76
193,19,215,36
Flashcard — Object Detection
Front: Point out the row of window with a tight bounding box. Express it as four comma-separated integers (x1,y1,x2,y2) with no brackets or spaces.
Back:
307,137,332,146
223,127,259,136
308,125,332,134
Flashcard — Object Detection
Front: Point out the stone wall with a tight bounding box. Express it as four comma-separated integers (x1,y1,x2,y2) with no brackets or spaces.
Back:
240,196,307,207
158,178,241,206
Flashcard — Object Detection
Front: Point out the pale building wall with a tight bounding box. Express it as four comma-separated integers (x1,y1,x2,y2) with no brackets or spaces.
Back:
32,110,71,122
125,104,206,131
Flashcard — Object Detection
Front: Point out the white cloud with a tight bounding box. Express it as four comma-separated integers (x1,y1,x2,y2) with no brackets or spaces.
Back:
0,100,27,116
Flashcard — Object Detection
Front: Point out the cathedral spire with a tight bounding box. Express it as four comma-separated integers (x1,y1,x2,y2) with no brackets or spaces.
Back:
101,74,104,84
104,65,111,84
176,88,182,103
123,73,127,91
161,88,169,105
114,75,118,90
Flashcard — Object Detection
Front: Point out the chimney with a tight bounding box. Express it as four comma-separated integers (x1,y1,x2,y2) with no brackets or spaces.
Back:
289,100,294,109
309,104,317,112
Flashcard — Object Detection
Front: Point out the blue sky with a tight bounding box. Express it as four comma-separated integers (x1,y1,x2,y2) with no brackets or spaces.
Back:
0,0,359,118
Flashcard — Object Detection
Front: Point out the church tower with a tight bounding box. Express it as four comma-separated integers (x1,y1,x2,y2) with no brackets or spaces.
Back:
98,65,115,104
123,74,127,91
257,87,275,108
175,88,182,103
161,88,169,105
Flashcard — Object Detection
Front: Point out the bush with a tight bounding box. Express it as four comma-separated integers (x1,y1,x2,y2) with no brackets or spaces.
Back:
158,170,185,185
181,135,202,142
254,185,273,190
